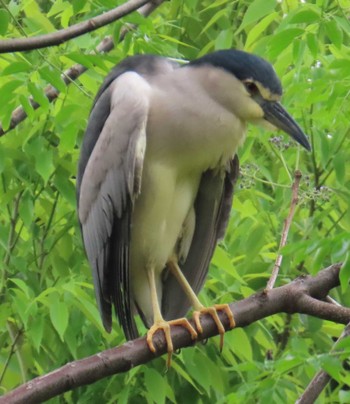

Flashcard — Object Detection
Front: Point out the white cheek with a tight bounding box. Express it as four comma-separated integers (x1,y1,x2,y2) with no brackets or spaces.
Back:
237,98,264,120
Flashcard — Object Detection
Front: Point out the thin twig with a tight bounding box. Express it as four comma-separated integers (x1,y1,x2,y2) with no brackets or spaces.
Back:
0,0,150,53
0,326,23,385
296,322,350,404
38,192,59,271
2,322,26,384
1,190,24,297
325,295,342,306
3,190,23,266
266,170,302,290
325,210,346,238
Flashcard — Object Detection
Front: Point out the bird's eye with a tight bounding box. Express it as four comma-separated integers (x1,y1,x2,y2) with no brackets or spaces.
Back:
244,82,259,95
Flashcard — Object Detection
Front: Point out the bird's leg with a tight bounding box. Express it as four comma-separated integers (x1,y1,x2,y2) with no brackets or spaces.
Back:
146,266,197,367
167,260,235,351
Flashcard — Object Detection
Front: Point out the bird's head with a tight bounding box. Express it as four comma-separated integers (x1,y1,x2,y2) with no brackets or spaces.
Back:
189,50,311,151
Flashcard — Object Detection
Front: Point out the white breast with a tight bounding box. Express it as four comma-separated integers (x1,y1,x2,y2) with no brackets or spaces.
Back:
128,65,246,323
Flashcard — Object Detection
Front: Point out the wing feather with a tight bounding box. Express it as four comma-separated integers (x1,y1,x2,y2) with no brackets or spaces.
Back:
77,55,178,338
77,72,150,338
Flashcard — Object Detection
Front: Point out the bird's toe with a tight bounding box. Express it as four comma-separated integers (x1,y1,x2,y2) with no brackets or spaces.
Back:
193,304,235,351
146,318,198,367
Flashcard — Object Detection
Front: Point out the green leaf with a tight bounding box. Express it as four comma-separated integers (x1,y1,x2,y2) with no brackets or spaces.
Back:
185,352,211,394
72,0,86,14
245,223,266,258
64,284,104,331
306,33,318,57
9,278,32,298
333,152,346,184
275,356,304,373
47,0,68,18
39,66,66,93
304,316,323,333
200,8,228,35
117,385,130,404
324,19,343,49
36,148,54,183
23,1,55,32
49,294,69,341
335,335,350,351
237,0,277,33
19,191,34,227
333,15,350,35
268,28,304,58
329,59,350,70
144,368,166,404
212,246,245,282
289,9,320,24
321,355,343,382
27,82,50,109
171,361,202,393
245,12,278,49
215,30,233,50
339,255,350,293
2,62,32,75
19,94,35,119
30,315,44,352
231,328,252,361
0,9,9,35
340,391,350,404
319,133,331,168
157,34,196,48
54,171,76,207
10,289,31,326
201,0,229,12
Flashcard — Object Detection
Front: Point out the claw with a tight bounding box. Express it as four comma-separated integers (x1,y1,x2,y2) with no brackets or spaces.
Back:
146,318,198,367
193,304,235,351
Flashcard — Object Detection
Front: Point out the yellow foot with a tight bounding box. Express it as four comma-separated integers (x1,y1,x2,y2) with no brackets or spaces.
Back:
146,318,198,367
193,304,235,351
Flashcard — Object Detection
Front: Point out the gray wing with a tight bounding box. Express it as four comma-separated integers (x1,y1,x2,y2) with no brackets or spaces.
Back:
77,55,177,191
162,156,240,320
77,70,150,339
77,55,178,339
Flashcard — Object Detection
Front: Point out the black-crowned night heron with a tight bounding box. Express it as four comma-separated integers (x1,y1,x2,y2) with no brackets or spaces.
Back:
77,50,310,365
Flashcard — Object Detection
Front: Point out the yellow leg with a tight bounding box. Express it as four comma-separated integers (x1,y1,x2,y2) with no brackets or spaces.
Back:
146,266,197,367
167,260,235,351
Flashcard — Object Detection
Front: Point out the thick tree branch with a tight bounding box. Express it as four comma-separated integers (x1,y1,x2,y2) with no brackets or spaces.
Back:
0,263,346,404
0,0,166,136
0,0,149,53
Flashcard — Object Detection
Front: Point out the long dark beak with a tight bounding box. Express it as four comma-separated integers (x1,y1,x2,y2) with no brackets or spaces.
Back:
262,101,311,151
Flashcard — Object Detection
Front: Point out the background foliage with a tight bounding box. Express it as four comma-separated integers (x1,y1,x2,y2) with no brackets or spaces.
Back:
0,0,350,402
